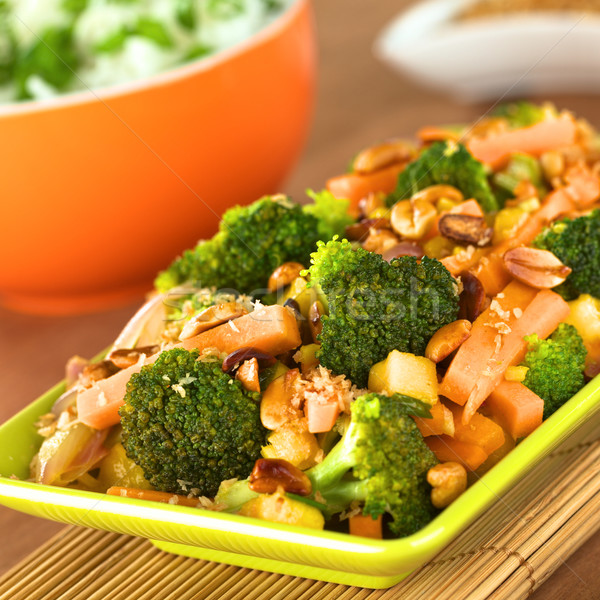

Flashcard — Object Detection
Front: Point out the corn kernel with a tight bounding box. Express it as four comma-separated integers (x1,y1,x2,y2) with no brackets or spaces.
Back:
505,366,529,382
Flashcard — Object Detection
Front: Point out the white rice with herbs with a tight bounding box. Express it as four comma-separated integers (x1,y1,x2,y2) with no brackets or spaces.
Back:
0,0,289,103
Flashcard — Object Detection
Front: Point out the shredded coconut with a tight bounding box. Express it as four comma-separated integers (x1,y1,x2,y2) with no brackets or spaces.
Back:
495,322,512,335
177,479,193,492
494,334,503,354
178,373,197,385
290,365,361,414
489,299,511,321
339,500,364,521
97,391,108,407
171,384,186,398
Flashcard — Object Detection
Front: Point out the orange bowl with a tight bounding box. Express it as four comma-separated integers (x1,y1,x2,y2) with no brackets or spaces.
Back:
0,0,316,315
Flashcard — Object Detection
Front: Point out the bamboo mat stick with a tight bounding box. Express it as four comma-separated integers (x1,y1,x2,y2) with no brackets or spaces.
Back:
7,530,128,600
162,560,226,600
226,571,284,600
74,538,162,600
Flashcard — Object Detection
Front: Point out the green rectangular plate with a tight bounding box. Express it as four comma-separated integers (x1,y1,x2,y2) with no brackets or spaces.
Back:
1,376,599,589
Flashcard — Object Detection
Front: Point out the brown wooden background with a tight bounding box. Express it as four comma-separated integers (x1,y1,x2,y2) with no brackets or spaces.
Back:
1,1,599,597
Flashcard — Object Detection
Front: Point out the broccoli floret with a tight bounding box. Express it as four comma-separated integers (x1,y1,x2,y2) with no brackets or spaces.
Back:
306,393,439,537
491,101,551,129
520,323,587,420
119,348,267,496
532,209,600,300
493,153,546,203
303,188,355,241
215,393,439,537
155,195,322,294
307,238,459,387
386,141,498,212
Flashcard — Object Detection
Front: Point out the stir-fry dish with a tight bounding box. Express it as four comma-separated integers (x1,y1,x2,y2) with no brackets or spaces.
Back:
31,102,600,539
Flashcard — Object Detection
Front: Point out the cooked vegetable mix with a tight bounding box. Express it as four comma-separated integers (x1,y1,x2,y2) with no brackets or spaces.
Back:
30,102,600,538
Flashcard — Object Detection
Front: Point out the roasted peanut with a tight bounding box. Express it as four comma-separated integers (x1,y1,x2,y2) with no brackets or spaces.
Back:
260,369,302,430
178,302,248,340
308,301,324,343
235,358,261,393
425,320,472,363
411,184,464,205
268,262,305,293
427,462,468,509
390,198,437,240
358,192,386,218
438,214,493,247
503,247,571,289
345,218,391,241
79,360,119,388
249,458,312,496
362,228,399,254
108,345,160,369
352,139,414,174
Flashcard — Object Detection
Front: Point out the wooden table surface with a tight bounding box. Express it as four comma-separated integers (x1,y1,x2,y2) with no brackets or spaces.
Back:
1,1,599,598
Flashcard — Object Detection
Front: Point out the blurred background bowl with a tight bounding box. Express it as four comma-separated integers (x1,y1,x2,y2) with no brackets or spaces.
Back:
0,0,315,315
375,0,600,102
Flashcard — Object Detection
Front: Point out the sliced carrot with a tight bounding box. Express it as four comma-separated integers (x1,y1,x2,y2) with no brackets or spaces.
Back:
469,254,512,298
425,436,488,471
107,486,203,508
77,305,301,430
179,304,301,356
562,161,600,208
304,397,340,434
348,514,383,539
77,364,157,431
439,280,538,407
485,380,544,440
445,402,505,455
461,289,570,424
467,113,577,169
326,163,404,216
413,401,455,437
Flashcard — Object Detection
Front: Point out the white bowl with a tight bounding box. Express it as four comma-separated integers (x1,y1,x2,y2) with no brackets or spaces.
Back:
374,0,600,102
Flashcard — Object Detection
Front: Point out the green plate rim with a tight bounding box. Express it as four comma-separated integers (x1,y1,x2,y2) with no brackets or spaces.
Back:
0,372,598,586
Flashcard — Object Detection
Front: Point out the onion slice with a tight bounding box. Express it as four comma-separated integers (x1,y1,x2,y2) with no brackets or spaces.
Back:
110,293,166,353
36,423,108,486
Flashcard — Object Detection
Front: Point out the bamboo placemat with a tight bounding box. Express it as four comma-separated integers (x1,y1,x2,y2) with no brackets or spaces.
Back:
1,431,599,600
